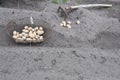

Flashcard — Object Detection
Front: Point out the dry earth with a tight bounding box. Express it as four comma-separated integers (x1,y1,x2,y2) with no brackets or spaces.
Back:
0,0,120,80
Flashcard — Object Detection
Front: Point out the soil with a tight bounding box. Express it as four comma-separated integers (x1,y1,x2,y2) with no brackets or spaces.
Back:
0,0,120,80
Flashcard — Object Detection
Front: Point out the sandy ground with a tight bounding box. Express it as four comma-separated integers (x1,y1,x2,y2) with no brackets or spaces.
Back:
0,0,120,80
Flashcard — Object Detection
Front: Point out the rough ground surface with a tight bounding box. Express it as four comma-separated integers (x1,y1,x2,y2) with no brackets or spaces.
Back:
0,0,120,80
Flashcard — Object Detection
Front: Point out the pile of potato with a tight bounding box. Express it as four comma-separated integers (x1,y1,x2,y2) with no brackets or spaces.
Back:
60,21,72,29
12,26,44,43
60,20,80,29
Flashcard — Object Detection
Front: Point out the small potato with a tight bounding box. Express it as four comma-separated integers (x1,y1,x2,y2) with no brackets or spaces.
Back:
35,27,39,30
41,31,44,34
32,29,35,32
24,26,29,29
66,24,71,29
37,36,44,42
60,23,64,27
12,35,18,39
32,38,37,43
67,21,72,24
39,36,44,41
35,35,39,39
16,32,19,35
77,20,80,24
26,38,32,42
17,38,23,43
15,39,20,43
22,36,26,40
62,21,67,27
29,31,36,38
22,29,29,33
39,27,43,31
22,33,28,37
13,31,17,35
28,27,32,31
36,30,44,35
19,33,23,37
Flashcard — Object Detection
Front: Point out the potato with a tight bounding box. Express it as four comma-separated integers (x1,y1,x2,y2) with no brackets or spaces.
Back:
66,24,71,29
17,38,23,43
39,27,43,31
24,26,29,29
62,21,67,27
29,31,36,38
22,29,29,33
19,33,23,37
67,21,72,24
32,38,37,43
32,29,35,32
26,38,32,42
13,31,17,35
60,23,64,27
22,36,26,40
77,20,80,24
28,27,32,31
36,30,44,35
39,36,44,41
12,35,18,39
22,33,28,37
35,27,39,30
35,35,39,39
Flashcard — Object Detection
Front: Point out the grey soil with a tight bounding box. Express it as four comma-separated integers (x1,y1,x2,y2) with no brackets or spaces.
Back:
0,0,120,80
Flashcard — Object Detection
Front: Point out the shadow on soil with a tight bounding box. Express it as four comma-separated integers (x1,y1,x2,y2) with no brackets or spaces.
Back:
91,31,120,49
